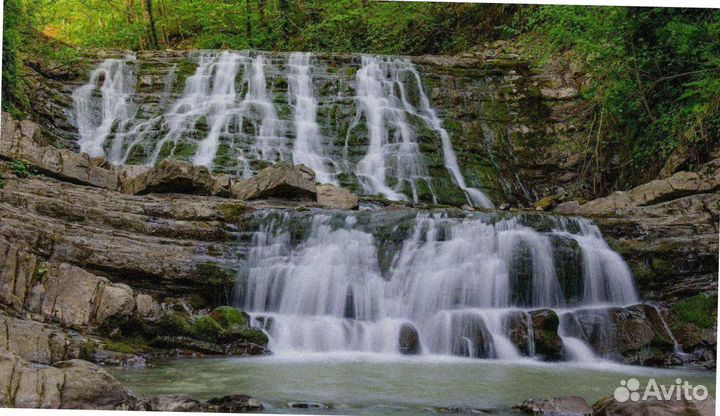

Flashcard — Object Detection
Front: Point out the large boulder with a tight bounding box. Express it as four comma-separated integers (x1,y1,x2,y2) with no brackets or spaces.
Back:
38,263,109,329
0,314,95,364
0,350,145,409
316,183,360,210
230,162,316,201
122,159,213,195
448,313,493,358
593,395,714,416
529,309,564,361
95,283,136,323
398,323,421,355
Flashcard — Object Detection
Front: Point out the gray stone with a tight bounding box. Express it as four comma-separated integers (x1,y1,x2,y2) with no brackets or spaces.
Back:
122,159,213,195
317,183,359,210
230,162,316,201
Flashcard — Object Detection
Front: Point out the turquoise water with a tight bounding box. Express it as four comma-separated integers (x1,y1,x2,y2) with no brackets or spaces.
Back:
110,354,716,415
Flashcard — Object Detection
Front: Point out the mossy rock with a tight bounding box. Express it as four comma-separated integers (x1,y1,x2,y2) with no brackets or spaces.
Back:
210,306,249,330
191,315,224,343
224,327,269,346
155,311,193,337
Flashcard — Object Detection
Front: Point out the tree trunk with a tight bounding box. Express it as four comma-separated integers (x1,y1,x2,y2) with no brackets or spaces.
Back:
278,0,290,46
141,0,160,50
125,0,137,24
246,0,253,48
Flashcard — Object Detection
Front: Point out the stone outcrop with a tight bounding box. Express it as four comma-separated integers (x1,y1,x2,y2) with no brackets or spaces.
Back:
2,113,360,208
0,348,263,411
0,240,157,330
121,159,213,195
0,349,144,409
558,159,720,216
0,172,248,298
230,161,316,201
1,112,122,190
0,314,96,365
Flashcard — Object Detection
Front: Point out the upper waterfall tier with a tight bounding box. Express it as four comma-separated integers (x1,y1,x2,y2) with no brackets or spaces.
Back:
231,210,655,361
69,51,493,207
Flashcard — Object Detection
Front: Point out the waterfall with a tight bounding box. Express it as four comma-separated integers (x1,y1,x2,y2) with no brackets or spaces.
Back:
288,52,339,185
235,212,642,360
72,55,137,158
145,51,288,172
405,64,494,208
351,56,437,203
552,217,638,305
72,52,493,205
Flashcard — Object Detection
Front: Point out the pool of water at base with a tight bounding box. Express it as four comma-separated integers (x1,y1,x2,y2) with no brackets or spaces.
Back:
109,353,716,415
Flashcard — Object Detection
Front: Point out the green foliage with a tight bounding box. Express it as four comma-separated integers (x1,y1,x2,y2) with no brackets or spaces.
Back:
2,0,30,117
521,7,720,189
24,1,516,55
671,294,717,329
9,160,31,178
0,178,5,189
191,315,224,343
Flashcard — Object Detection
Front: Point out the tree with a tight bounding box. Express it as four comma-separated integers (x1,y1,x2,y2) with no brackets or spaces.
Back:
141,0,160,49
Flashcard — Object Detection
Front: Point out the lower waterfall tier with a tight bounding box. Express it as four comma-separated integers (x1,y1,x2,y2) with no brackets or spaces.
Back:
229,210,680,365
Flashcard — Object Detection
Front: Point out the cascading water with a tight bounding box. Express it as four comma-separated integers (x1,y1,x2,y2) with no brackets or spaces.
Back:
72,55,137,158
404,64,494,208
350,56,437,203
234,211,645,362
288,52,339,185
72,52,490,205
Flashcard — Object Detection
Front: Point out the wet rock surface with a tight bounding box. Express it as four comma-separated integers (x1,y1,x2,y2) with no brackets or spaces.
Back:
592,395,715,416
514,396,592,415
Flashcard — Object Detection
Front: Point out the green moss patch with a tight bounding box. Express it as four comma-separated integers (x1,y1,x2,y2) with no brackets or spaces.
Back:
671,294,717,329
191,315,224,342
210,306,248,329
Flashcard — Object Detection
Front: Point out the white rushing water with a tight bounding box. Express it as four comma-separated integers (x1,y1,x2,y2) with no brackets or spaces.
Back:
72,55,137,158
350,56,436,203
288,52,339,185
236,212,641,362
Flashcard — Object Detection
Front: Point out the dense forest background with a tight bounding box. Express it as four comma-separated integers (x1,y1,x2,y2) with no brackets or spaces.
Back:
2,0,719,194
